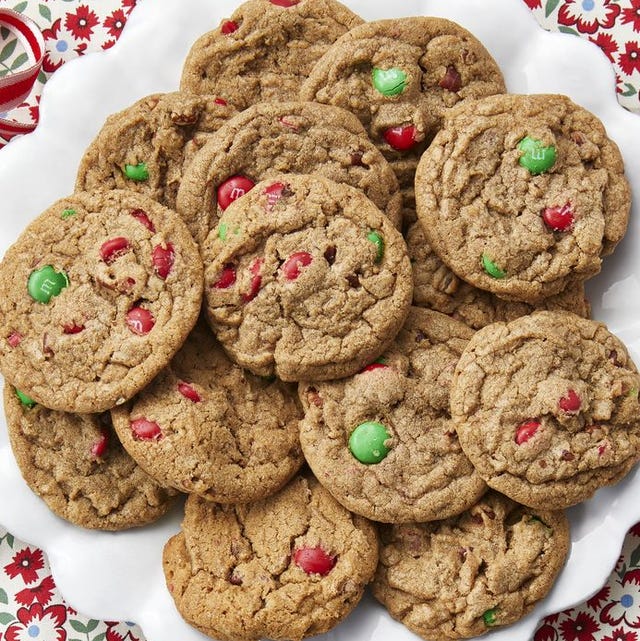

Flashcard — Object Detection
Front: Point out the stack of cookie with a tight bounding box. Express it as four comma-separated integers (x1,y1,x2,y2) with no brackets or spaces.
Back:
0,1,637,640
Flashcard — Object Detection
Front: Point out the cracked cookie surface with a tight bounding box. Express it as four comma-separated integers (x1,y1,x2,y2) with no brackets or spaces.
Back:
176,101,402,245
372,491,569,641
111,321,304,503
415,93,630,303
406,220,590,330
298,307,486,523
180,0,363,111
202,173,413,382
4,384,178,530
162,473,378,641
0,190,203,413
75,91,237,213
451,311,640,509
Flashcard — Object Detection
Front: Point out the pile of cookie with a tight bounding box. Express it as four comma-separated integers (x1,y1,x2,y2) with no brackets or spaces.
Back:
0,1,638,640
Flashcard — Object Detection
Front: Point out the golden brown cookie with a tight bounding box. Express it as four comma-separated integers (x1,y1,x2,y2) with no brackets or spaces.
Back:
405,220,591,329
110,321,304,503
202,173,413,382
415,94,630,303
75,91,237,211
0,190,203,413
372,491,570,640
175,101,402,244
298,308,486,523
451,311,640,509
163,473,378,641
4,384,178,530
180,0,363,110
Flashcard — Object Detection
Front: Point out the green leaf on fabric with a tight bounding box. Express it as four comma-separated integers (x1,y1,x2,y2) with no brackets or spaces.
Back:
70,620,89,633
0,612,16,625
12,2,28,13
85,619,100,633
622,83,638,97
558,26,579,35
38,4,52,21
630,543,640,567
0,39,18,64
545,0,561,17
11,52,28,69
92,633,106,641
0,588,8,605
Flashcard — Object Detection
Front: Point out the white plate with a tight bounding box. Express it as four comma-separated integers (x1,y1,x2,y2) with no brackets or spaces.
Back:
1,1,639,640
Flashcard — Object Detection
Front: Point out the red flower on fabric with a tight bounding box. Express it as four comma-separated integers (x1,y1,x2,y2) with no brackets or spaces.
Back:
64,5,100,41
535,622,559,641
3,547,44,584
104,9,127,39
600,573,640,628
618,41,640,76
523,0,542,9
15,575,56,606
602,628,638,641
104,621,142,641
559,611,600,641
558,0,621,35
587,585,611,611
589,31,619,62
621,0,640,33
121,0,138,16
4,603,67,641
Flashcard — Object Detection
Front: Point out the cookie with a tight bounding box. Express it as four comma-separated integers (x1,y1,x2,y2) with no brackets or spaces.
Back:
415,94,631,303
4,384,178,530
300,16,505,221
180,0,363,111
202,173,413,382
110,321,304,503
75,91,237,211
298,307,486,523
451,311,640,509
406,220,591,330
176,101,403,245
372,491,570,640
0,190,203,413
163,473,378,641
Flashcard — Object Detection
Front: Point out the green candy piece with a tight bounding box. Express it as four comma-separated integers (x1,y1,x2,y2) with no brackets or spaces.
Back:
15,389,36,408
218,222,228,240
61,208,76,219
27,265,69,303
349,421,390,464
518,136,556,175
124,162,149,181
371,67,408,96
481,253,506,279
482,608,498,626
628,387,639,398
367,230,385,263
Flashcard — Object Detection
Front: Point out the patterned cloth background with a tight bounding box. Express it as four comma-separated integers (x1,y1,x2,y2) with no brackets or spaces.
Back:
0,1,639,640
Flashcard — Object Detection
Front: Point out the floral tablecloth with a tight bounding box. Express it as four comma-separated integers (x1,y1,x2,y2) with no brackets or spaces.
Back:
0,1,639,640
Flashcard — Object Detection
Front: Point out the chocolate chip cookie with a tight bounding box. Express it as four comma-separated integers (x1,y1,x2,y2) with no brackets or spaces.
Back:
300,16,505,221
176,101,402,244
0,190,203,413
110,321,304,503
75,91,237,211
4,384,178,530
451,311,640,509
202,173,413,382
163,473,378,641
180,0,363,111
372,491,570,640
415,94,631,303
406,220,591,330
298,307,486,523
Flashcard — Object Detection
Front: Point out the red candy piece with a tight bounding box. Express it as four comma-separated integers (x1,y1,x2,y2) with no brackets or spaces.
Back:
152,243,175,279
130,417,162,441
242,258,264,303
63,323,85,334
439,66,462,92
7,331,22,347
515,420,540,444
282,252,312,280
360,362,389,374
220,19,238,34
213,264,237,289
90,431,109,458
214,97,228,106
263,182,287,209
217,175,255,210
270,0,299,5
293,546,336,576
130,209,155,232
100,237,130,264
278,116,299,131
542,203,574,232
178,382,202,403
559,389,581,413
126,306,155,335
383,125,418,151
